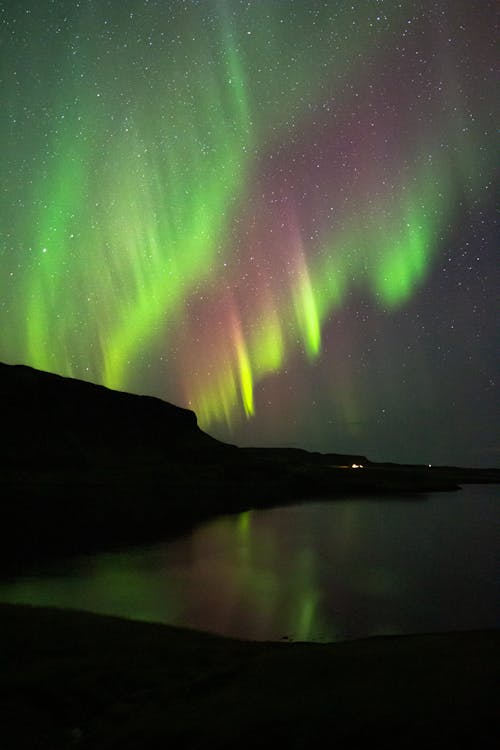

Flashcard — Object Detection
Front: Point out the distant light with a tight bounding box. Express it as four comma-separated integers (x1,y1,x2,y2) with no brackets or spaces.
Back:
428,464,432,468
351,463,364,469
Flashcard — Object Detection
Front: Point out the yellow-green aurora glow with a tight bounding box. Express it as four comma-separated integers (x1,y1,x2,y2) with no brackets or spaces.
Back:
1,0,497,464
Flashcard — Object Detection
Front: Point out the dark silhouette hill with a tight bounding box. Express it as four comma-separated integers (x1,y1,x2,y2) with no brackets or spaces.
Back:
1,361,225,471
1,361,370,470
1,361,498,570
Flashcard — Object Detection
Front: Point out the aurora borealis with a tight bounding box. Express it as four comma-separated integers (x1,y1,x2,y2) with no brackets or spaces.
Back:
1,0,498,465
2,488,499,641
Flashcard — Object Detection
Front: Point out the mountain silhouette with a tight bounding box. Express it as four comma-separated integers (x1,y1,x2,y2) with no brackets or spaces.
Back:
1,361,497,569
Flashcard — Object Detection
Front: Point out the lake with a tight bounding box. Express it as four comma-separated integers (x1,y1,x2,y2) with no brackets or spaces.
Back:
0,485,498,642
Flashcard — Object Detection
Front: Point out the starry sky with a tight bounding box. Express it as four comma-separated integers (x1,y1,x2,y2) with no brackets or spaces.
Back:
1,0,498,466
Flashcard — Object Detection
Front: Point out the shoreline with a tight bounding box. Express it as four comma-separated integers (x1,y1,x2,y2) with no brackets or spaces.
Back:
1,602,498,749
1,470,498,575
2,361,499,573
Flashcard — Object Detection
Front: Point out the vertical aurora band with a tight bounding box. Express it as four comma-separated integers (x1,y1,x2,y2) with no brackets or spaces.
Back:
0,1,496,442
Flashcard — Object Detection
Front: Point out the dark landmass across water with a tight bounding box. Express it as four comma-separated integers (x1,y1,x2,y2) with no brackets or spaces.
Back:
1,361,499,570
1,603,498,749
1,365,499,748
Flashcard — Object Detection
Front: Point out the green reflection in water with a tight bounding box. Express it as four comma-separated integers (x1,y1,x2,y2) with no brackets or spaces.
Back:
0,552,183,624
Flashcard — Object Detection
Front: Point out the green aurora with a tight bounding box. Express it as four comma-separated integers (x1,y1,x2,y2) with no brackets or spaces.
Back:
1,0,497,463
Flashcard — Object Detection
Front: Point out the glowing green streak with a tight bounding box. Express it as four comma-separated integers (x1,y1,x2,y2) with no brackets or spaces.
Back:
294,273,321,360
290,547,319,641
309,155,452,325
13,1,409,399
250,313,284,378
219,8,252,133
4,1,495,435
194,366,239,429
102,174,241,390
237,337,254,418
200,149,466,429
375,221,430,306
102,0,407,393
297,597,318,641
237,510,252,537
372,168,444,306
0,555,182,623
26,135,88,375
102,29,254,390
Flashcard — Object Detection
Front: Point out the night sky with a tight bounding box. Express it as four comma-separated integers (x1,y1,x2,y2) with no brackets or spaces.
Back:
1,0,498,466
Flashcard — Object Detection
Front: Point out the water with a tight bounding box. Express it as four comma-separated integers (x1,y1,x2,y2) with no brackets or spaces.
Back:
0,485,498,642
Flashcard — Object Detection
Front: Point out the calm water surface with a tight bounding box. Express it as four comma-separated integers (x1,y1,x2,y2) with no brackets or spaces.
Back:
1,485,498,642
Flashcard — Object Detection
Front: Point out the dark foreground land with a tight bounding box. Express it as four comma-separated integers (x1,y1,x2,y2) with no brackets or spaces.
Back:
1,603,498,749
1,366,499,748
2,361,499,570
